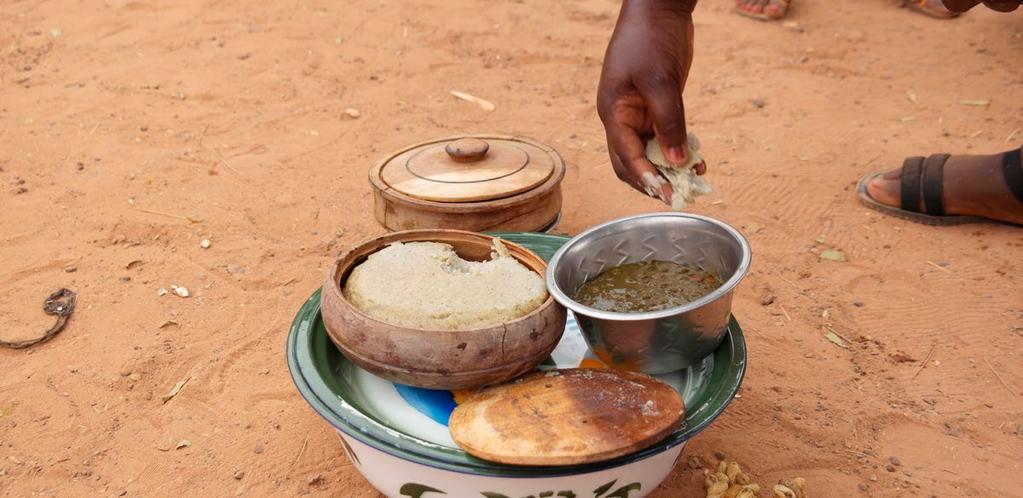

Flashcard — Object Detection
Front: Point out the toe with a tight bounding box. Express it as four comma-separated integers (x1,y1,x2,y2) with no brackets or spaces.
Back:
750,0,766,13
765,0,789,18
866,170,902,208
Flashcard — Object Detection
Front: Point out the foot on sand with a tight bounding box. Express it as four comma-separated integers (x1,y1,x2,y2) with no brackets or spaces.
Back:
733,0,956,20
862,148,1023,225
733,0,790,20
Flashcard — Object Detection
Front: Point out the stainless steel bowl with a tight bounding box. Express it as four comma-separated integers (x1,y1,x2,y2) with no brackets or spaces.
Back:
546,213,751,374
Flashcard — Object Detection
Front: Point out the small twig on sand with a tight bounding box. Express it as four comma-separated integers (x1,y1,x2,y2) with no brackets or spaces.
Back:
779,305,791,322
984,359,1017,397
202,143,243,176
133,207,201,224
450,90,495,111
288,435,310,474
825,326,854,345
925,261,953,274
843,448,873,460
905,90,918,107
959,99,990,107
912,342,937,380
1008,128,1020,142
778,276,809,297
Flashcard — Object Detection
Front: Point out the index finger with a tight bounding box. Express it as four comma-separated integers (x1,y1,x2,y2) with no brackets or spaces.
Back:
635,70,689,166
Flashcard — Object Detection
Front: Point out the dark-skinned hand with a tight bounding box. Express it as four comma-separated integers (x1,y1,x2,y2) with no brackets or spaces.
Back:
597,0,705,205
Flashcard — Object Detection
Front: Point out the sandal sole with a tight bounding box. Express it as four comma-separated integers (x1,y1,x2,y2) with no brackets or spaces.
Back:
856,173,986,226
902,0,960,19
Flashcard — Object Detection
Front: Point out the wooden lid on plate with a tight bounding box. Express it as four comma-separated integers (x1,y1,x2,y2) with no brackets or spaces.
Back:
378,135,558,203
449,368,684,466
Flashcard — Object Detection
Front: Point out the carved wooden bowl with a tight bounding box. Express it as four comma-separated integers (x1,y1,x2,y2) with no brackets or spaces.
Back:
320,229,566,390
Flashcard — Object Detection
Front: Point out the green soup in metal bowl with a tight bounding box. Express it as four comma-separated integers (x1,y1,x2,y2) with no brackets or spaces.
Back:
575,260,723,313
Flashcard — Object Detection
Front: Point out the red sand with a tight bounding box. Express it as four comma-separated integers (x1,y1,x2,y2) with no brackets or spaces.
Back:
1,1,1021,496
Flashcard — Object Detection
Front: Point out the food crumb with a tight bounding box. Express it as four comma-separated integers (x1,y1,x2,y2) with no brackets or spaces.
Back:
641,400,657,416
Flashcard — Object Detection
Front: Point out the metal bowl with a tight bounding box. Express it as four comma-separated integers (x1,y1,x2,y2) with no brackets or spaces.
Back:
546,213,751,374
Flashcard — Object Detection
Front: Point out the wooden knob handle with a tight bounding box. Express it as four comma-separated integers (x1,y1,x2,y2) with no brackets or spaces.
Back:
445,138,490,163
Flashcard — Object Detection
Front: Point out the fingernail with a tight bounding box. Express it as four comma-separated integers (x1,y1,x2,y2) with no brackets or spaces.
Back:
668,146,687,165
641,172,668,203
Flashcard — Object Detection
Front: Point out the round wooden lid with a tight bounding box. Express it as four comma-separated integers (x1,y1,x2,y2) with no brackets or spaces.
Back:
379,135,557,203
449,368,685,466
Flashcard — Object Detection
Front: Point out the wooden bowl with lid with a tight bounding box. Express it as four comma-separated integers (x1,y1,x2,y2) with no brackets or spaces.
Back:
369,135,566,233
320,229,567,390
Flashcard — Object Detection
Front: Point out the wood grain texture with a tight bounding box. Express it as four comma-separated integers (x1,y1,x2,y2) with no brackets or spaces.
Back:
320,229,567,390
444,137,490,163
370,135,565,232
380,141,551,202
449,368,684,466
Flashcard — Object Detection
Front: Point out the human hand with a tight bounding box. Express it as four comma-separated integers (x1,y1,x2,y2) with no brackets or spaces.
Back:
941,0,1020,12
597,0,705,204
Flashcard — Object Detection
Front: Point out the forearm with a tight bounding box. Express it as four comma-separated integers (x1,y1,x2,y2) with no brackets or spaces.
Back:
622,0,698,15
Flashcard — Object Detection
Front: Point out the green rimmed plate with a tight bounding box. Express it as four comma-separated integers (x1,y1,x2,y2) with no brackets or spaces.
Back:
286,232,746,478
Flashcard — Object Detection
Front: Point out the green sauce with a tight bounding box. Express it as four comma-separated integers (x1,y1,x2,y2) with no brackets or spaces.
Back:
574,260,723,313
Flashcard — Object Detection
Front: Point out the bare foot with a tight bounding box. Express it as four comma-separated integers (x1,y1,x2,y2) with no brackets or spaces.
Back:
734,0,790,20
866,150,1023,225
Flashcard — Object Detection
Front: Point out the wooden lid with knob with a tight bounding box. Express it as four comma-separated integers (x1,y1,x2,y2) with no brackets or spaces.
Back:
377,135,558,203
369,135,566,232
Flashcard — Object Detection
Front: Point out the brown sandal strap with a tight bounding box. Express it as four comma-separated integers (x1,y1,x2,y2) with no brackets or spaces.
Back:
903,0,959,18
900,157,924,212
922,154,950,216
1005,147,1023,204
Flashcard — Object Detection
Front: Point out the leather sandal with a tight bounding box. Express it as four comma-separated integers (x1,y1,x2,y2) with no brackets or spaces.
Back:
857,149,1023,226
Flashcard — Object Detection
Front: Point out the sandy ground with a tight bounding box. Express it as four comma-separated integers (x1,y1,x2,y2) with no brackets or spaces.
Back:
1,0,1022,496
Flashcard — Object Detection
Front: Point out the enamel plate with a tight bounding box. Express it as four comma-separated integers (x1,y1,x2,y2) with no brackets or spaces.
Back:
287,233,747,498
